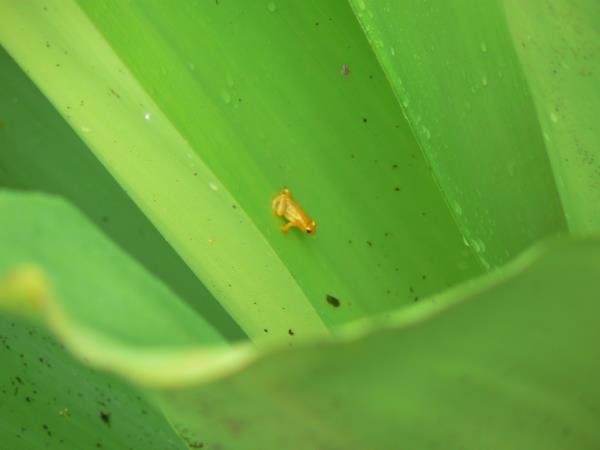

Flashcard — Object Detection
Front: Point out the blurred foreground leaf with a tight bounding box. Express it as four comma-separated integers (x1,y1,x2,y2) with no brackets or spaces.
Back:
0,315,187,450
2,190,599,449
0,190,229,450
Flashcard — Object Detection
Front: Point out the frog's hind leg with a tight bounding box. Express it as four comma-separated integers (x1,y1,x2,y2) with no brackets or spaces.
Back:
272,194,286,217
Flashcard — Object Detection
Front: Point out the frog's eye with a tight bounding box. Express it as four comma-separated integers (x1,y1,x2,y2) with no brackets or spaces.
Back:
305,228,312,234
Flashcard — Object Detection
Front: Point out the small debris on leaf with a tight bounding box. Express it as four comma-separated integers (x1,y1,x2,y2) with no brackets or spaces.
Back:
326,294,341,308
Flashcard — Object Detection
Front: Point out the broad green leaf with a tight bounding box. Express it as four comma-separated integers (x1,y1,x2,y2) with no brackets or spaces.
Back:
503,0,600,232
0,316,186,450
0,0,481,338
349,0,568,269
0,46,244,341
2,189,599,449
155,237,600,450
0,189,226,450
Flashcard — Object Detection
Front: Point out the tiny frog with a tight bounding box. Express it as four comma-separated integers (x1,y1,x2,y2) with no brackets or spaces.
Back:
272,188,317,235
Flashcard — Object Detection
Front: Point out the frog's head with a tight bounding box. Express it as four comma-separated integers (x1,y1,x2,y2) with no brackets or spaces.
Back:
304,220,317,236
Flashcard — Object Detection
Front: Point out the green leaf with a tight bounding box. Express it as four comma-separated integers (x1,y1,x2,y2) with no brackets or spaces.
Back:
349,0,568,268
3,2,598,448
0,46,245,341
0,190,227,350
2,189,599,449
503,0,600,232
154,237,600,450
0,0,481,338
0,189,226,450
0,316,187,450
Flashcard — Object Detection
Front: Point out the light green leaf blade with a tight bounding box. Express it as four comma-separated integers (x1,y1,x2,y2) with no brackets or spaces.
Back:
0,0,481,338
2,190,599,449
0,46,244,341
503,0,600,232
349,0,568,268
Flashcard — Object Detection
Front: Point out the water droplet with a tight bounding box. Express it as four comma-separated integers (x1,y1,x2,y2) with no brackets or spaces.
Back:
476,239,486,252
453,201,463,216
480,42,488,53
470,239,481,253
481,75,488,86
402,97,410,107
144,113,151,120
209,181,219,191
390,47,396,56
356,0,366,11
550,111,559,123
421,125,431,140
463,236,471,247
81,126,92,133
267,1,277,12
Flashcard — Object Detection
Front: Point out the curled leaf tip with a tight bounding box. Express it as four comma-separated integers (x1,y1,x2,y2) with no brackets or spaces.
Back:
0,264,51,315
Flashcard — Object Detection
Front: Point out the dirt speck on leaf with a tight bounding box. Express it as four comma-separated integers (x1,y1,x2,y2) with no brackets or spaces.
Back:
99,411,111,427
326,294,341,307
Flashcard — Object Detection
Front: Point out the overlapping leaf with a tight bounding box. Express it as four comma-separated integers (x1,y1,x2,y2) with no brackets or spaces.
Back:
503,0,600,232
350,0,568,268
2,191,600,449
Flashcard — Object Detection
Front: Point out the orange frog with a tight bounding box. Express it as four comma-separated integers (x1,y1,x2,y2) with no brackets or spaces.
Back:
272,188,317,235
